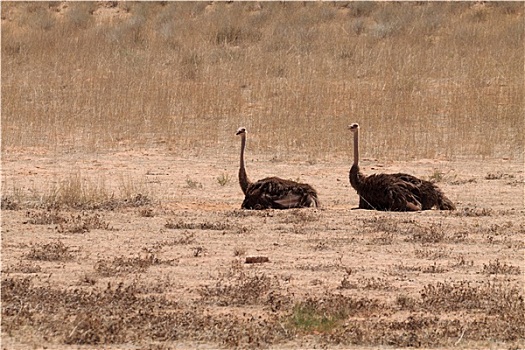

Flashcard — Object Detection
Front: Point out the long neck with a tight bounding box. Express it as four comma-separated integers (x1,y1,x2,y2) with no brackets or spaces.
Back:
349,129,364,190
239,134,251,194
354,128,359,166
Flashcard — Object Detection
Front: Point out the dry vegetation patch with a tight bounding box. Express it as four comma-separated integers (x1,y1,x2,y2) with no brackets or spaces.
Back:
1,196,20,210
94,253,177,277
199,270,275,307
152,231,197,248
3,171,153,211
25,241,73,262
57,212,115,233
24,209,114,233
165,218,232,231
420,280,523,316
482,259,521,275
24,208,67,225
2,277,290,348
405,222,447,244
3,261,42,274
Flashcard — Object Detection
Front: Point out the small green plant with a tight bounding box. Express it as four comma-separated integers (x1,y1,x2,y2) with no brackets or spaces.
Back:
285,294,380,334
216,173,231,186
289,303,339,333
428,168,445,183
185,176,203,189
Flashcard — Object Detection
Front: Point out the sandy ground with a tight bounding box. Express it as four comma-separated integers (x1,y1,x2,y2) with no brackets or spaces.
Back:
1,147,524,349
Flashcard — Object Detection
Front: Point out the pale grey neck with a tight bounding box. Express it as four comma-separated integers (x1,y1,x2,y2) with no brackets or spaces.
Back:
240,134,246,169
353,129,359,166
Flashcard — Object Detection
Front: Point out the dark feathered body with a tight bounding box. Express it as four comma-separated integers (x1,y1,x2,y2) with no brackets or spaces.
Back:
348,123,455,211
242,177,319,210
350,165,456,211
236,127,319,210
389,172,455,210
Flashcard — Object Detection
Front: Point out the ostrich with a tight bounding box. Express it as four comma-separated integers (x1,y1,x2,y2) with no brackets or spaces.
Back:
348,123,455,211
235,127,319,210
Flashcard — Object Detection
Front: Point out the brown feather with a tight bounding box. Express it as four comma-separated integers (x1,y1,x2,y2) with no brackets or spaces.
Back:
237,127,319,210
242,177,319,210
349,124,455,211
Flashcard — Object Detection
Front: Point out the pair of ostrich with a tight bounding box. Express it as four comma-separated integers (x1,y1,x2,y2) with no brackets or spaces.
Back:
236,124,455,211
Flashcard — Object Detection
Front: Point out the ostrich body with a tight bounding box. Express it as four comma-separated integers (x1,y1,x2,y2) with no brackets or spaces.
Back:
236,127,319,210
349,123,455,211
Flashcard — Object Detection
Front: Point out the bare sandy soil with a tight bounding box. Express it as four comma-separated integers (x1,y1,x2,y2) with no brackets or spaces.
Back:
1,148,524,349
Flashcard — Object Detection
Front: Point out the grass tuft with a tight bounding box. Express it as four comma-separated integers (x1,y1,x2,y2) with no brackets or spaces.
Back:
94,253,177,276
216,173,232,186
25,241,73,261
482,259,521,275
165,219,231,231
199,269,274,306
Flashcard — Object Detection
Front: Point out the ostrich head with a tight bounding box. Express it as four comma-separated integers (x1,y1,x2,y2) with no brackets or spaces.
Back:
236,127,247,136
348,123,359,132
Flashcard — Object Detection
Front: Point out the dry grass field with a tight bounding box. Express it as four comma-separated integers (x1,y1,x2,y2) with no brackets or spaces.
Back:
1,2,524,349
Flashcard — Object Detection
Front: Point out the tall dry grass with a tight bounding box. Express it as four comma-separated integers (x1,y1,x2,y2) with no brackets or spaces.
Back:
1,2,523,161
